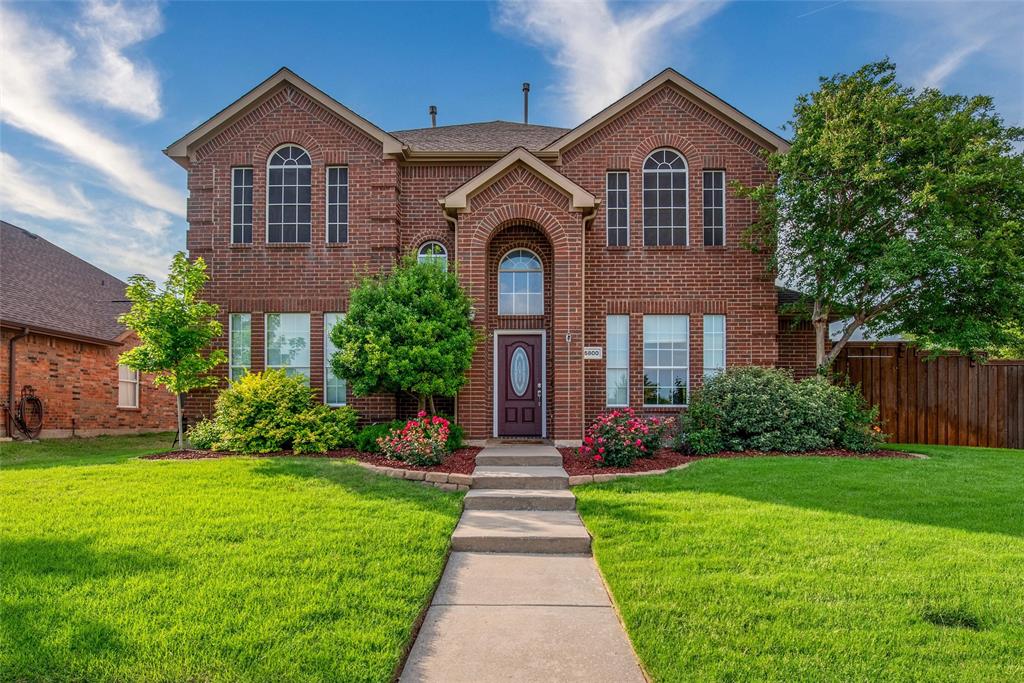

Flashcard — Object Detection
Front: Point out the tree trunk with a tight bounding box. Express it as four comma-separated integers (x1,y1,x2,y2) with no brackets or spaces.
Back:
813,318,828,371
428,395,436,415
175,392,185,450
417,394,426,413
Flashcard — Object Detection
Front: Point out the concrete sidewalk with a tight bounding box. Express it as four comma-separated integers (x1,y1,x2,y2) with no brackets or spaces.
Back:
399,445,645,682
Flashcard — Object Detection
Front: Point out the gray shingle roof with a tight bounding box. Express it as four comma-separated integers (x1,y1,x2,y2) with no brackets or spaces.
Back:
390,120,569,152
0,221,130,343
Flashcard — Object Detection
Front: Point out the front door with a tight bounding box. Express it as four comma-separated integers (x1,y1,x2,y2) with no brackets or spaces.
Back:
497,334,543,437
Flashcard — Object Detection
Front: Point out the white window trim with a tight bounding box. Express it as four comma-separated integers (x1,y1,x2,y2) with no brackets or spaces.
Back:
642,315,690,408
231,167,253,244
326,165,349,244
606,170,629,247
642,148,689,247
703,170,726,246
264,313,311,380
228,313,251,382
703,314,726,378
117,366,140,409
265,144,312,244
497,248,544,316
324,312,347,406
418,241,448,270
606,315,629,407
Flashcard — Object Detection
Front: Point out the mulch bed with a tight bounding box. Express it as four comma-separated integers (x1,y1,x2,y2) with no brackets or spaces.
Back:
557,446,916,476
143,447,482,474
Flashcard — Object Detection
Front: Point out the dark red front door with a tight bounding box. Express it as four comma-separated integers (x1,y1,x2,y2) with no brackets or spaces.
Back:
497,334,543,437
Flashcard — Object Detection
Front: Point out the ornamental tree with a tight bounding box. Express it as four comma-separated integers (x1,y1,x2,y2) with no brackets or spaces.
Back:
740,60,1024,369
118,252,226,449
330,256,478,413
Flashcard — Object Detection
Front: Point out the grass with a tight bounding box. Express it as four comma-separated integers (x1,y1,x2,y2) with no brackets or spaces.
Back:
0,433,463,682
575,444,1024,682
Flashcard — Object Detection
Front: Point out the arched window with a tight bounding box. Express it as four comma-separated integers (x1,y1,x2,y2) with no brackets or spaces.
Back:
498,249,543,315
267,145,311,243
642,149,687,246
418,241,448,270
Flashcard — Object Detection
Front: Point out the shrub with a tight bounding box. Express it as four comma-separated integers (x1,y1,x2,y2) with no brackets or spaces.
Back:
378,412,451,466
580,408,671,467
186,418,221,450
291,405,358,454
354,421,406,453
676,400,723,455
446,422,465,452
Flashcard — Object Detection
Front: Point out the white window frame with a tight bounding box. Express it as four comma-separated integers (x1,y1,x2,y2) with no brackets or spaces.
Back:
642,315,690,407
266,144,312,244
231,167,253,244
228,313,251,382
418,241,448,271
117,365,140,409
606,171,629,247
326,165,349,244
265,313,311,382
324,312,347,406
606,315,629,407
497,248,544,316
703,170,726,246
642,148,689,247
703,314,726,378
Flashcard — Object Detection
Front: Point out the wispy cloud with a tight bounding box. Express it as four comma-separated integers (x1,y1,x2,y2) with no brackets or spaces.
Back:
496,0,725,123
0,152,96,227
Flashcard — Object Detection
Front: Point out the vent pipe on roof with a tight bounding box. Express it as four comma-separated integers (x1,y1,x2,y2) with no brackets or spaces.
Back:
429,105,437,128
522,83,530,124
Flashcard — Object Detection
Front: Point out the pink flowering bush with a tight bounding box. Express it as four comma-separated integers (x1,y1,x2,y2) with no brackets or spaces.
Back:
377,411,451,466
580,408,673,467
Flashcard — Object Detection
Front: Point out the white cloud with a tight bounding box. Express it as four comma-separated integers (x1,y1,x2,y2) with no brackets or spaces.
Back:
496,0,725,123
0,152,96,226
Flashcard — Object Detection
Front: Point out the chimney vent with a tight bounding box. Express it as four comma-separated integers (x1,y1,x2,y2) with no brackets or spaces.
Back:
522,82,530,124
429,105,437,128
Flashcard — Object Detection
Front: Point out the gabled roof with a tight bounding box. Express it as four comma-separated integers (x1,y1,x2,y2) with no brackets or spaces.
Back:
391,121,569,153
0,221,130,344
441,148,597,214
164,67,406,167
544,68,790,156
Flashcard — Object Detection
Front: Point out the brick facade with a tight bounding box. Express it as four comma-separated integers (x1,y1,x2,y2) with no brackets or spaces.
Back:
175,72,812,444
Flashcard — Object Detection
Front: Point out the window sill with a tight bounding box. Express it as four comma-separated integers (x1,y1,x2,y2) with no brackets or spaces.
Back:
266,242,312,249
117,406,141,412
325,242,351,249
703,244,727,250
604,246,631,252
642,405,687,410
229,242,254,249
642,245,691,251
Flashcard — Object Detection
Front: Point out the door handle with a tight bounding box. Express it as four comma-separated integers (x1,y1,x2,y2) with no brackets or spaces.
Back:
537,382,542,405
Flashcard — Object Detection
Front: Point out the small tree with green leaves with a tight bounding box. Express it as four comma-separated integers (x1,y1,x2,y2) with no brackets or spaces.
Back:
740,59,1024,369
118,252,226,448
330,256,477,413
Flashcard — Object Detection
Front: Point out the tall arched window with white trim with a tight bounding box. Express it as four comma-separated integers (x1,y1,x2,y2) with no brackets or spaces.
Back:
267,145,311,243
498,249,543,315
642,149,688,246
418,241,448,270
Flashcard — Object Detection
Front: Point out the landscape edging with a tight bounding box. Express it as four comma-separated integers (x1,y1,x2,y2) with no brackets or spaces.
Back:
352,461,471,491
568,461,694,486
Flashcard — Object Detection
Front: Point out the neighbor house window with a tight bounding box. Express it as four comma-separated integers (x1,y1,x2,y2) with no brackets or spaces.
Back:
324,313,347,406
118,365,139,408
229,313,251,382
498,249,543,315
643,315,689,406
231,167,253,244
606,171,629,246
265,313,310,382
643,149,688,246
418,241,448,270
703,170,725,246
703,314,726,378
326,166,348,243
606,315,629,406
267,145,311,243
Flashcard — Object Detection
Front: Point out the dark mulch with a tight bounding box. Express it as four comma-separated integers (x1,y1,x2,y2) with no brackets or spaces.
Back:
558,446,916,476
143,447,482,474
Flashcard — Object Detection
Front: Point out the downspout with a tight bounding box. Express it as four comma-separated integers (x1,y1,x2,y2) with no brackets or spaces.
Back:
7,327,29,437
441,202,460,425
580,203,599,443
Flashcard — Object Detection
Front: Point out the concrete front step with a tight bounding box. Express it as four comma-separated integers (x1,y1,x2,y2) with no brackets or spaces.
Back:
471,465,569,490
475,451,563,467
464,488,577,511
451,510,592,554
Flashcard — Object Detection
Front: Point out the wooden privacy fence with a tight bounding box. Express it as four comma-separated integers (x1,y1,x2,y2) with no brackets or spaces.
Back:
833,343,1023,449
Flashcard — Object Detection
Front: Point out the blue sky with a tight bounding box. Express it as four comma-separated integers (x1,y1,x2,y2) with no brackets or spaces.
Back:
2,1,1021,280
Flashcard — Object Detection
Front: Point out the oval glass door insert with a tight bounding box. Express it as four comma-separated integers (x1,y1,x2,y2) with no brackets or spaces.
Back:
510,347,530,396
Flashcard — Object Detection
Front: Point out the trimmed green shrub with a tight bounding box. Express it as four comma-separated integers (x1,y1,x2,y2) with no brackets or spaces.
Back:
446,423,465,452
186,418,221,450
213,370,311,453
676,401,723,455
291,405,358,454
354,421,406,454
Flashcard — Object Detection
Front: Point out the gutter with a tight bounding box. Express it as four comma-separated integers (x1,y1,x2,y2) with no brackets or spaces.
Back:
440,204,460,425
579,202,600,442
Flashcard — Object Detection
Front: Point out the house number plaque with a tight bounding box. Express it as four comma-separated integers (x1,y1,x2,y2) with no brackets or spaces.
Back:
583,347,603,360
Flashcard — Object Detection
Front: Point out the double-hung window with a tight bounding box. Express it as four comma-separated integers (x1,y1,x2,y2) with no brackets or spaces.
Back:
703,170,725,246
324,313,347,406
327,166,349,243
266,313,310,382
229,313,251,382
606,171,629,246
267,145,312,243
703,315,726,378
606,315,629,406
642,149,688,246
643,315,689,406
231,168,253,244
118,365,140,408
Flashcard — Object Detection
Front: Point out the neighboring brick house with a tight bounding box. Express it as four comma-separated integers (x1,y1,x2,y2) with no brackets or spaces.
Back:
165,67,814,445
0,221,177,438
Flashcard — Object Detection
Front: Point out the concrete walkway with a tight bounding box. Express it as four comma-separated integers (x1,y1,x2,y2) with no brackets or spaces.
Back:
400,445,645,682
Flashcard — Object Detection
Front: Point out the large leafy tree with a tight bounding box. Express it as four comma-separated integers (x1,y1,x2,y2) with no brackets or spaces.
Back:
118,253,226,448
330,256,478,413
742,60,1024,369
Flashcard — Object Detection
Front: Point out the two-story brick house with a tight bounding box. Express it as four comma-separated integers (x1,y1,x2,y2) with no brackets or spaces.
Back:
166,67,812,445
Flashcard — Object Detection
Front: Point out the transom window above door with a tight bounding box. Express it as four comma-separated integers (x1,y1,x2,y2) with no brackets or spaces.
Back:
643,148,688,247
267,145,312,244
498,248,543,316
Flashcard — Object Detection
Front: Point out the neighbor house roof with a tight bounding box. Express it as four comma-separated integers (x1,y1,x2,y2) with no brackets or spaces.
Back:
391,121,569,153
0,221,130,344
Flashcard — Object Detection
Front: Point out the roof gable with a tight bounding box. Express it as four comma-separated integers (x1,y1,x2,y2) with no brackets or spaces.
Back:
441,148,596,214
544,68,790,156
164,68,405,167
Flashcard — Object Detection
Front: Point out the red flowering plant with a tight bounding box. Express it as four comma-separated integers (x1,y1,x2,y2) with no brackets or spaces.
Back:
580,408,673,467
377,411,451,466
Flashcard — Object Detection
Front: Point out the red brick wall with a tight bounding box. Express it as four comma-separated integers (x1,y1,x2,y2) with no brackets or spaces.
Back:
778,319,826,379
0,327,177,438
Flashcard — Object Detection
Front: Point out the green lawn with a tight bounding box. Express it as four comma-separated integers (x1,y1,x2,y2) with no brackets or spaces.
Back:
575,445,1024,682
0,433,463,682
